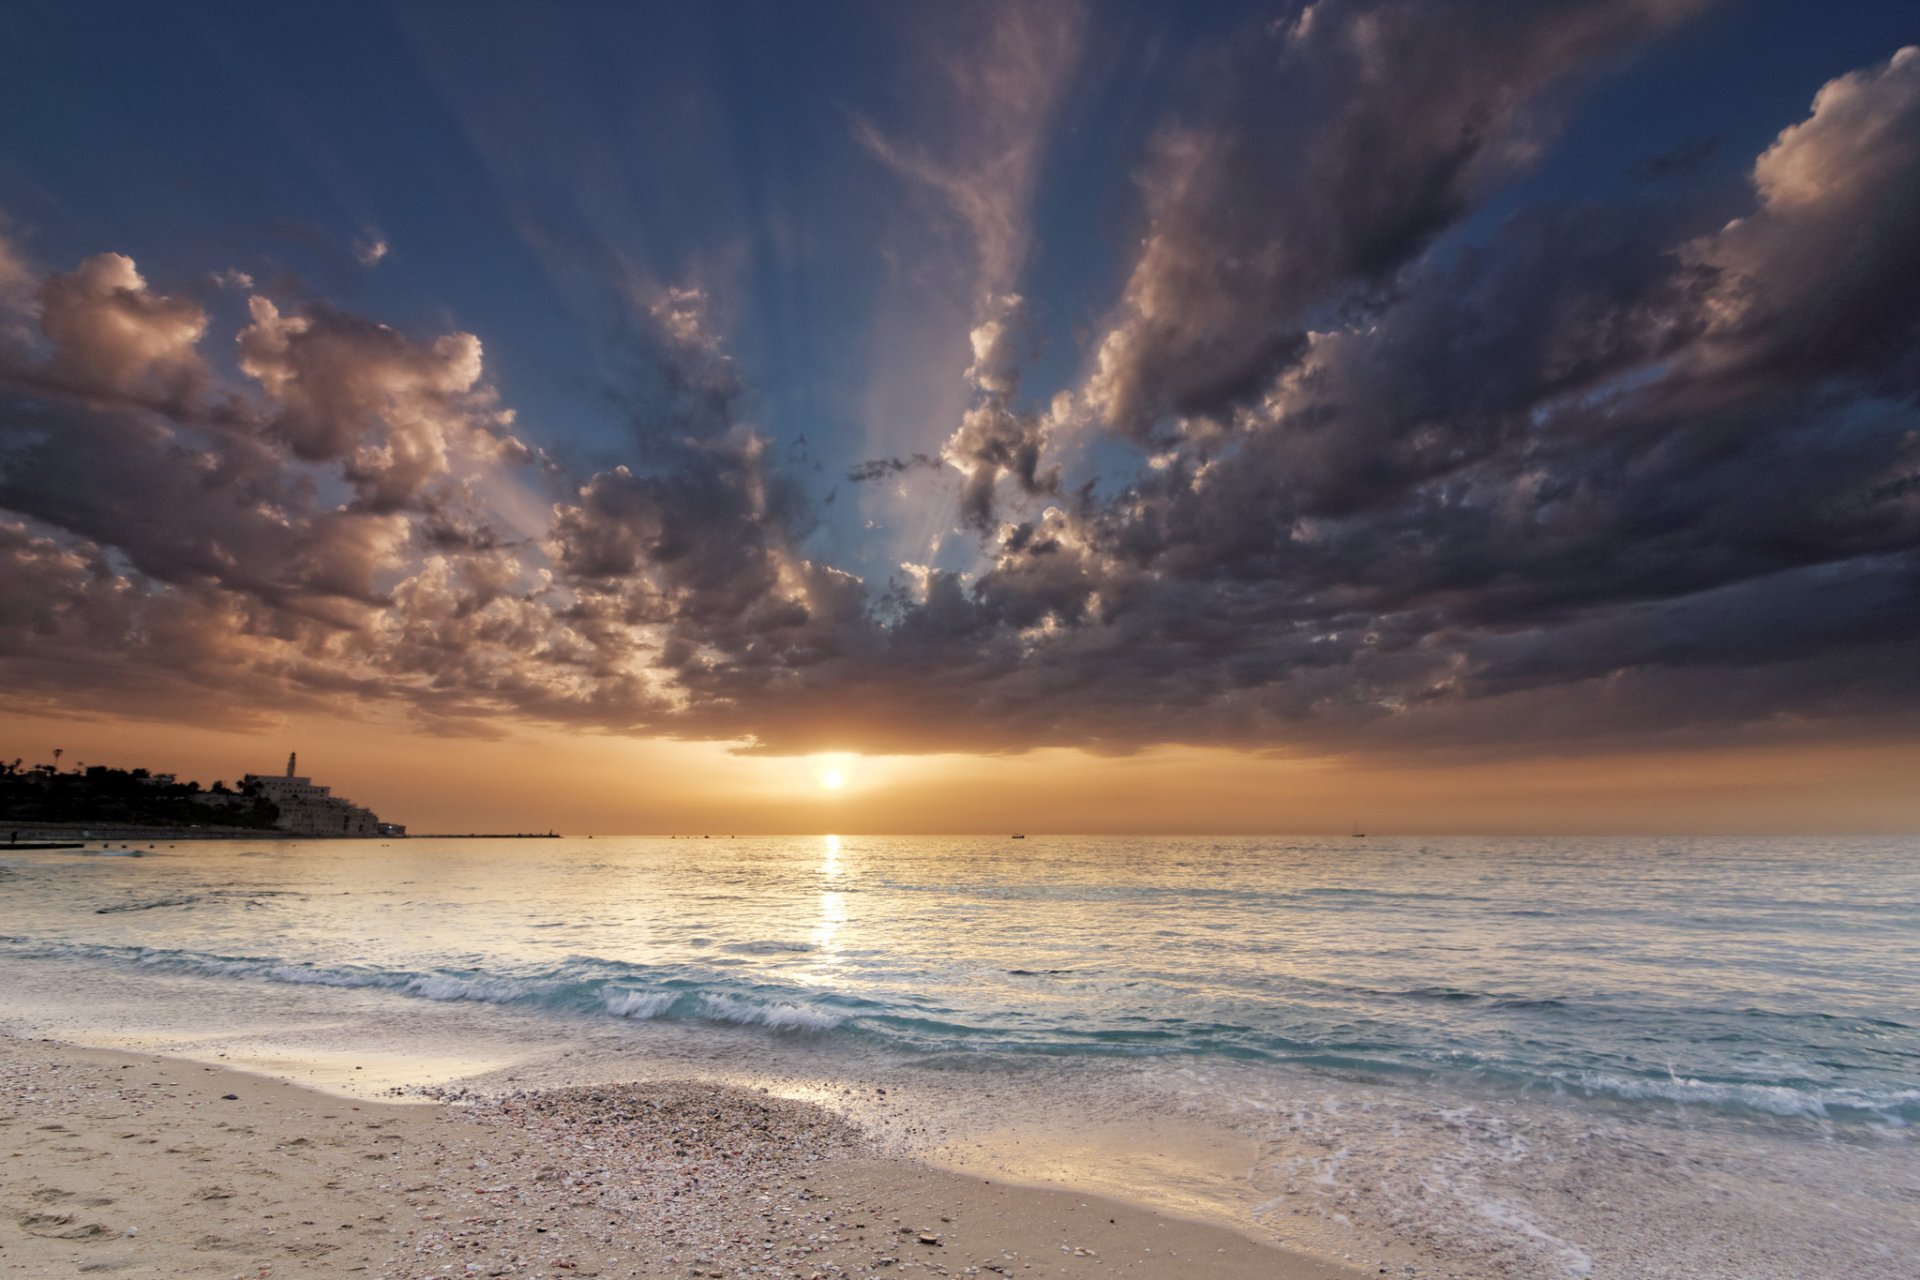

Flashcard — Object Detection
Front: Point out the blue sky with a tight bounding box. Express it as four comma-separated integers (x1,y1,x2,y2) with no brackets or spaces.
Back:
6,1,1903,575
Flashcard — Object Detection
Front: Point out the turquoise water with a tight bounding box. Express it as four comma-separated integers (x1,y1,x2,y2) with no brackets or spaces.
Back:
4,833,1916,1125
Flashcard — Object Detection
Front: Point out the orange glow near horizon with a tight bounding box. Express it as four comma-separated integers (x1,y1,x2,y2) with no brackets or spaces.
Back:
4,709,1920,836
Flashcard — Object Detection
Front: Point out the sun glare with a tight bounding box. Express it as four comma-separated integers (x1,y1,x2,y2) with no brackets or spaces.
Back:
819,768,846,790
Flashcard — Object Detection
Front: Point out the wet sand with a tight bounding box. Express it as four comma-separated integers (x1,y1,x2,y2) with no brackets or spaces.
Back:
1,1035,1370,1280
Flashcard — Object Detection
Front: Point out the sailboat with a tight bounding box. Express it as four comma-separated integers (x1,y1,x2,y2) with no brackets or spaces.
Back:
1350,818,1366,838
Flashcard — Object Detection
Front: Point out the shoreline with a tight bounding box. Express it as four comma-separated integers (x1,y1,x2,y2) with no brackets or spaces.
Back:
0,950,1434,1275
10,836,1915,1280
0,1032,1369,1279
8,944,1915,1280
4,824,335,843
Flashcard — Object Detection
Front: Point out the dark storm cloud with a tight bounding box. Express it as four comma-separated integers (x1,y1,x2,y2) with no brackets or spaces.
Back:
1084,0,1714,440
4,34,1920,763
898,40,1920,755
735,37,1920,756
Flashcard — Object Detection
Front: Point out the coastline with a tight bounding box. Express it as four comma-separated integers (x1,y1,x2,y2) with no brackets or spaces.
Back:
8,835,1915,1280
0,1033,1367,1280
4,823,282,843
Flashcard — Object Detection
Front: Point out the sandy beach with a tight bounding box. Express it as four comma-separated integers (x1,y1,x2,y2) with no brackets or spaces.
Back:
1,1034,1370,1280
6,836,1918,1280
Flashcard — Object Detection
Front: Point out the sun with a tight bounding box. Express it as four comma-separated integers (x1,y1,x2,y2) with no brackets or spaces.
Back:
811,753,856,792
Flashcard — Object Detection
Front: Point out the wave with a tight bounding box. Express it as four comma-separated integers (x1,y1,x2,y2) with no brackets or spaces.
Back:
599,986,840,1029
95,895,201,914
1559,1070,1920,1124
6,937,1916,1126
0,939,851,1038
698,992,843,1030
602,989,677,1019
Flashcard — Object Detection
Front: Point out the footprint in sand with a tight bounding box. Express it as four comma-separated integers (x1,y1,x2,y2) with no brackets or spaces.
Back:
20,1210,112,1240
29,1188,114,1207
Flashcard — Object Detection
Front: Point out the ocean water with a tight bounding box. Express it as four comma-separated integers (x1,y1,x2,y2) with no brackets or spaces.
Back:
3,834,1917,1277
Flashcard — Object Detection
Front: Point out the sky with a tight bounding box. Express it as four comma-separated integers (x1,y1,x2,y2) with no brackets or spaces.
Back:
2,0,1919,833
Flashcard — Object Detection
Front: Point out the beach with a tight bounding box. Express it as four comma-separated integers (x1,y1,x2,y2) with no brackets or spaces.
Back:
0,1034,1362,1280
8,5,1920,1274
2,834,1916,1279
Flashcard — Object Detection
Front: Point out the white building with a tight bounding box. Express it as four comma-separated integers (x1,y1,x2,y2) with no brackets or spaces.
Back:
241,753,384,837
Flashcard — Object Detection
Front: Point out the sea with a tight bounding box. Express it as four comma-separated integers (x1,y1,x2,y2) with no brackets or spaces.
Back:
2,834,1916,1278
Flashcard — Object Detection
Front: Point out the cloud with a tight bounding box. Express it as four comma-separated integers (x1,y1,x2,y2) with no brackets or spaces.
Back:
855,2,1088,534
846,454,939,484
941,294,1062,527
891,40,1920,756
720,41,1920,758
4,41,1920,765
237,296,500,511
37,253,209,403
1684,45,1920,391
636,284,744,443
1084,0,1712,440
856,1,1087,294
353,234,390,266
0,247,554,729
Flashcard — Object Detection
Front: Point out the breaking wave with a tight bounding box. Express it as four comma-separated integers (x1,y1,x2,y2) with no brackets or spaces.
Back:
0,939,852,1038
4,934,1918,1127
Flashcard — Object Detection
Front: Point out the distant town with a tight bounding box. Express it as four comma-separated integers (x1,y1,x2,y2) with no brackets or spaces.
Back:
0,752,405,839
